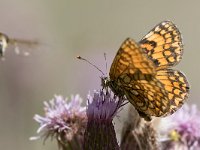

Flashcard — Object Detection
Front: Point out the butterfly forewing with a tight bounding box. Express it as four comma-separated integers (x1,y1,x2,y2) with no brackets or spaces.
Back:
139,21,183,70
109,38,156,80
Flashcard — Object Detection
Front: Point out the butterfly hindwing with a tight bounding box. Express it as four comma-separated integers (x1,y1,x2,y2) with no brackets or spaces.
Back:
139,21,183,70
120,73,170,118
155,69,190,115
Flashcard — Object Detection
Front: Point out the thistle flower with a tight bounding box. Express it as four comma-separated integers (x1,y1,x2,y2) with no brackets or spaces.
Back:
30,95,87,150
84,90,124,150
120,105,159,150
159,104,200,150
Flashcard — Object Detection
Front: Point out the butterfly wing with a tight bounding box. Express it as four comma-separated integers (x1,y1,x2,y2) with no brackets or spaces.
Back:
156,69,190,114
139,21,190,114
109,38,170,120
122,74,170,119
139,21,183,70
109,38,156,80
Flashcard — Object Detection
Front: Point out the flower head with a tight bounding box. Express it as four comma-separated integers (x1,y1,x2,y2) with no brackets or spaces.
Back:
120,105,159,150
30,95,87,149
84,90,124,150
87,90,123,121
159,104,200,149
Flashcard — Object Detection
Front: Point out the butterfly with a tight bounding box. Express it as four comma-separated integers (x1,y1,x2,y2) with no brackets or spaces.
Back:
101,21,190,121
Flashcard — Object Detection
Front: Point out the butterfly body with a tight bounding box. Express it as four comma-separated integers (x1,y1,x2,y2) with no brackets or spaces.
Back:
104,21,190,121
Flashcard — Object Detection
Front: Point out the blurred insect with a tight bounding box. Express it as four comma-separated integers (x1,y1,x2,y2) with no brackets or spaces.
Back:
78,21,190,121
0,32,39,57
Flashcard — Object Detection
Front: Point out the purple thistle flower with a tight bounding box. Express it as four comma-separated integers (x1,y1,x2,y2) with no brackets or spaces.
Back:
84,90,124,150
159,104,200,150
30,95,87,150
87,90,123,121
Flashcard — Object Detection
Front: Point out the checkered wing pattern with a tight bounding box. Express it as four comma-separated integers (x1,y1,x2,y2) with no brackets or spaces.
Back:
109,38,171,120
139,21,183,70
156,69,189,115
109,38,156,79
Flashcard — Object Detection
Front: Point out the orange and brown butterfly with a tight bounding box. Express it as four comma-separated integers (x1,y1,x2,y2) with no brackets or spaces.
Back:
101,21,190,121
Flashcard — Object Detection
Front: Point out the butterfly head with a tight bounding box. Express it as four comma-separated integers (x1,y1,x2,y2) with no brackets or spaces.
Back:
101,76,110,90
101,76,124,97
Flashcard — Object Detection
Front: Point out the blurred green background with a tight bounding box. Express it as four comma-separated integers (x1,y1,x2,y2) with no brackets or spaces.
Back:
0,0,198,150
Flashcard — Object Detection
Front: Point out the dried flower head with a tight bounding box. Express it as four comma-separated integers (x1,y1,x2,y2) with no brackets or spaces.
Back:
120,105,159,150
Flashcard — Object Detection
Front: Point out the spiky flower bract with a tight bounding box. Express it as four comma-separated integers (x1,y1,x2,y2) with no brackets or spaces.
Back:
84,90,124,150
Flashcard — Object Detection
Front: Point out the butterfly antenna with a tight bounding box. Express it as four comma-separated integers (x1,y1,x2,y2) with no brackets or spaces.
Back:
77,56,105,76
104,52,108,76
